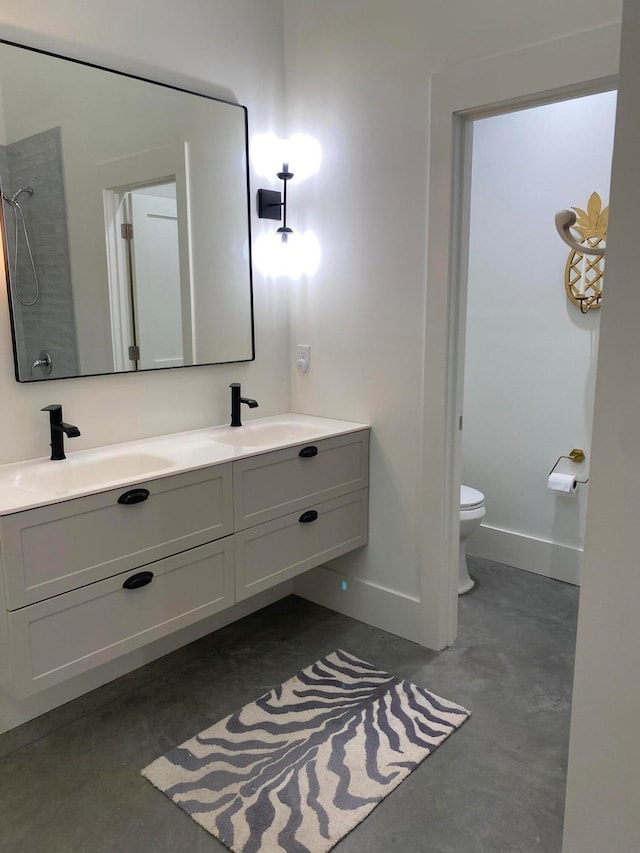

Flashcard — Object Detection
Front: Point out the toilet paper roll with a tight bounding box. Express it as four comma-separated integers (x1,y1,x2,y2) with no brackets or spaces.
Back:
548,472,578,493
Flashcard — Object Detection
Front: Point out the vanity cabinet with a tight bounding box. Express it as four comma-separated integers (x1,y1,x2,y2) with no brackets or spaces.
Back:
0,465,233,609
236,491,368,601
8,539,235,697
0,427,369,699
233,432,369,600
233,432,369,529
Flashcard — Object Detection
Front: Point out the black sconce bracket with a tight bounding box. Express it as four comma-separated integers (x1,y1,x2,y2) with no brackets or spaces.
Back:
257,164,294,239
257,189,282,221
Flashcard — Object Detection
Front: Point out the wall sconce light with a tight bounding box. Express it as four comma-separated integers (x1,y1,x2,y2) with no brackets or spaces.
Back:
252,133,322,279
257,163,294,242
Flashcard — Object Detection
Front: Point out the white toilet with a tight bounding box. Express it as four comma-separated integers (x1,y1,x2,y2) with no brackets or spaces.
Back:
459,485,486,594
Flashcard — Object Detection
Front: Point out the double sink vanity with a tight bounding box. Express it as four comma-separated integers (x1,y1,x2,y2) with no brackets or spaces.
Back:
0,41,370,712
0,413,369,700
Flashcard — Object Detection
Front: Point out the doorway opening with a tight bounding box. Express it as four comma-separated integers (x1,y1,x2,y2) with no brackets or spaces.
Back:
420,29,620,652
456,91,617,595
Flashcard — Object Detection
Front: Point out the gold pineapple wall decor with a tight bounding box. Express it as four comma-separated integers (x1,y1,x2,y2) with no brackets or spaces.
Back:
564,191,608,313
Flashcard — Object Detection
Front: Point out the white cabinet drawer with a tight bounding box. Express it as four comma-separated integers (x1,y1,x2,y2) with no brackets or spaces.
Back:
233,430,369,530
0,464,233,609
7,538,234,698
235,489,368,601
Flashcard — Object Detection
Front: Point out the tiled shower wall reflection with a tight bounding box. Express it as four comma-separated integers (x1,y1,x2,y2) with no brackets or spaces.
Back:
0,126,79,380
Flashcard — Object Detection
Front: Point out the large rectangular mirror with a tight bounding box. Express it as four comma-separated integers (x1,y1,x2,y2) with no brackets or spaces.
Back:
0,39,254,382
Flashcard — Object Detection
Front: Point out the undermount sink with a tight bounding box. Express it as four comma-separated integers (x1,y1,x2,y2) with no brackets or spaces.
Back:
11,452,175,495
211,420,325,447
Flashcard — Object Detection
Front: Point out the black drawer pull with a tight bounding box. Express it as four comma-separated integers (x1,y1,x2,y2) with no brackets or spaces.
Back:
299,445,318,458
118,488,150,505
122,571,154,590
299,509,318,523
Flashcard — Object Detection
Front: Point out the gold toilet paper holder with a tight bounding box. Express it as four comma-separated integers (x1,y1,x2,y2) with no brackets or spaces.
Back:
549,448,589,483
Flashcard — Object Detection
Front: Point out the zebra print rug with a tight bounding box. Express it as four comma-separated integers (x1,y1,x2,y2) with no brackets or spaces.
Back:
141,650,469,852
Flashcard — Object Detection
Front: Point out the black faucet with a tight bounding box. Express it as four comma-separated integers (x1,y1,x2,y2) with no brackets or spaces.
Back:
41,404,81,460
229,382,258,427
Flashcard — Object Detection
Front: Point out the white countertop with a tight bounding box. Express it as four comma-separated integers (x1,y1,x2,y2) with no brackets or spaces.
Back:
0,414,369,515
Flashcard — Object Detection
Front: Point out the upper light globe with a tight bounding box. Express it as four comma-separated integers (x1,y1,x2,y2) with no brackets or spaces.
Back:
282,134,322,182
251,132,321,182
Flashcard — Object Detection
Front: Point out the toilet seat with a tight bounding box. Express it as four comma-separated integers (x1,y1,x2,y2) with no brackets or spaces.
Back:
460,485,484,510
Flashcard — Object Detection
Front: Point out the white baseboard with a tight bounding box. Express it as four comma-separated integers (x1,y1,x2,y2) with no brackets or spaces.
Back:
293,565,422,644
467,524,582,586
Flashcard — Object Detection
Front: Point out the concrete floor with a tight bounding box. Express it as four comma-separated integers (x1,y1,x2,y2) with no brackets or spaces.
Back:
0,557,579,852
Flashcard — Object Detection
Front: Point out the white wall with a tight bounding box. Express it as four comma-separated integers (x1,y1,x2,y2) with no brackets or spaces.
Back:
0,0,289,731
284,0,623,643
563,0,640,847
463,94,617,585
0,0,289,466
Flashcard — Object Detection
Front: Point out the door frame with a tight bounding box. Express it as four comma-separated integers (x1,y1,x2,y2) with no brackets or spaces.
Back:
419,24,621,650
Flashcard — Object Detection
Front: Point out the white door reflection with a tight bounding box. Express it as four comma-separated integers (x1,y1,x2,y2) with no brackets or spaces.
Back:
104,178,190,371
129,186,183,369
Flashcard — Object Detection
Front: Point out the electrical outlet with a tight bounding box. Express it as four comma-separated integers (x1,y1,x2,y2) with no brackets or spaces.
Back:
296,344,311,373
